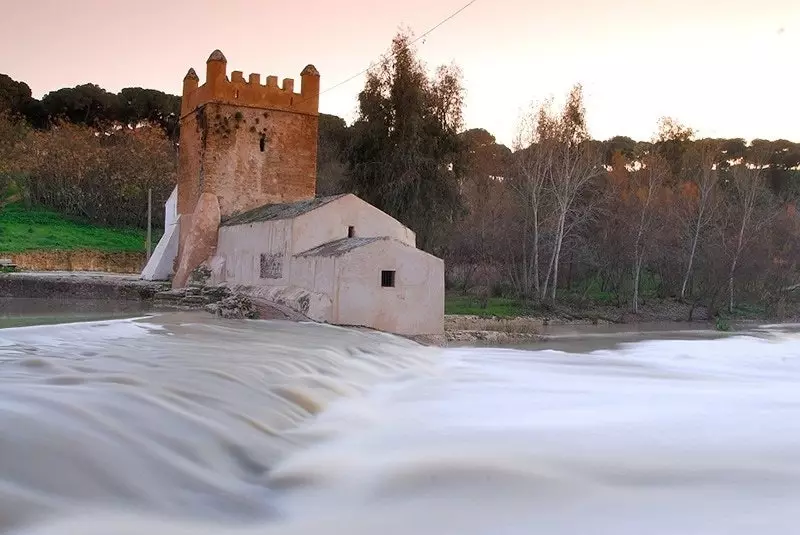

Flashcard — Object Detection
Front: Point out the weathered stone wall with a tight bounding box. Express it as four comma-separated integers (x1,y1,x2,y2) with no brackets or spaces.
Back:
179,102,318,221
173,50,321,288
177,51,319,222
2,250,146,273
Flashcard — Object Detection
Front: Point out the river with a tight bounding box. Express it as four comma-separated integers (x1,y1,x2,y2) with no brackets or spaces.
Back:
1,308,799,534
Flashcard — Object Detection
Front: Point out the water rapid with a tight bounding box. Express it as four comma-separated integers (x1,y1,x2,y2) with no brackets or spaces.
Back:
2,312,800,534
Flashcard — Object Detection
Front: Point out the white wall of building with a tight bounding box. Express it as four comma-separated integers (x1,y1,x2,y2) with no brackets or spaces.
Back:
212,194,443,336
291,195,416,255
164,186,178,229
331,240,444,335
215,219,292,285
141,186,179,281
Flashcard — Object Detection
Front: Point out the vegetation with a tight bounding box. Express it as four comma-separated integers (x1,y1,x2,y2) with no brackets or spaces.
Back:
342,31,465,251
0,203,149,252
2,28,799,321
445,295,530,318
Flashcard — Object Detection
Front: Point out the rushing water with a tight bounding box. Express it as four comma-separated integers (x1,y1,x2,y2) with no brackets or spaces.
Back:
1,311,800,534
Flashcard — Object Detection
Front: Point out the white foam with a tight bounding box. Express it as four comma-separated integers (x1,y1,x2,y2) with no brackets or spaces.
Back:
3,320,800,534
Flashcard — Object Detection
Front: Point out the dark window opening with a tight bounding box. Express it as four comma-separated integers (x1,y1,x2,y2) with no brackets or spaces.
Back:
347,226,355,238
381,270,395,288
259,135,266,152
260,253,283,279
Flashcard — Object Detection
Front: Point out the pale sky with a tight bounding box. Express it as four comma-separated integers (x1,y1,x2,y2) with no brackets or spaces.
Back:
2,0,799,146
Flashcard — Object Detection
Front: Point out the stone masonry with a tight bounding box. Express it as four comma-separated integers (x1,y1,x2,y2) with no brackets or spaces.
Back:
173,50,321,288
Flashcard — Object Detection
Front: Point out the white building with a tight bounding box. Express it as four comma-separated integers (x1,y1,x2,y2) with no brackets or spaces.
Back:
143,193,444,336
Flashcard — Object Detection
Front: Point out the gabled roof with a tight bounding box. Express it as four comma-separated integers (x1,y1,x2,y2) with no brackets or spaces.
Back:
295,237,388,258
221,194,347,226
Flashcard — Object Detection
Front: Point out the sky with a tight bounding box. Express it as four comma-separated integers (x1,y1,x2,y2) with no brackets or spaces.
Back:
2,0,799,147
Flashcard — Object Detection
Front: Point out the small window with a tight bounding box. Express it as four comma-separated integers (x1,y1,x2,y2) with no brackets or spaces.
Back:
381,270,395,288
259,134,266,152
347,226,355,238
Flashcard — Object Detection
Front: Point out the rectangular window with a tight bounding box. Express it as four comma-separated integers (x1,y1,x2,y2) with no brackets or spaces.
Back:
381,270,395,288
348,226,355,238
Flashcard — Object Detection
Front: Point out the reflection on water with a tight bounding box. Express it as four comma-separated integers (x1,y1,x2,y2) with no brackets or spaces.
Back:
0,298,159,328
1,309,799,534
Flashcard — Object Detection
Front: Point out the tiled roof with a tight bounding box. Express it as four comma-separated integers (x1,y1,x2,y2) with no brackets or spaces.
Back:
221,194,347,226
295,237,387,257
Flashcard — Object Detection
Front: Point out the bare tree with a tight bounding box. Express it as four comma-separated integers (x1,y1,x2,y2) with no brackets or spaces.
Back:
508,85,603,303
680,140,721,300
508,102,553,298
724,151,776,313
539,86,604,303
630,154,668,313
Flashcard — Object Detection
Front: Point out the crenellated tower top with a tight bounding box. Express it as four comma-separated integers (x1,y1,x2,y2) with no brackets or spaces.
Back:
180,49,320,117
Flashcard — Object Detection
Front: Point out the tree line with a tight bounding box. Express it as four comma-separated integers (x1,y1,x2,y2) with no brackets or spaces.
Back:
316,32,800,318
2,31,800,317
0,74,180,228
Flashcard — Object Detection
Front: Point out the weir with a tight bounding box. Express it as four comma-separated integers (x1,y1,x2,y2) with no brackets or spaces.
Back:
2,316,800,534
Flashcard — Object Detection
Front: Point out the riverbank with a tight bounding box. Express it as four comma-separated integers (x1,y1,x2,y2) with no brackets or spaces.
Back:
0,272,771,345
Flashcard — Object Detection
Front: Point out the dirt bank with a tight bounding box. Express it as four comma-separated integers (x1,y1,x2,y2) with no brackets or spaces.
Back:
1,250,146,273
0,273,739,347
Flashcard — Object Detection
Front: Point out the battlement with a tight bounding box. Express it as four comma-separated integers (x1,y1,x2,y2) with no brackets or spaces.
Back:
180,50,320,117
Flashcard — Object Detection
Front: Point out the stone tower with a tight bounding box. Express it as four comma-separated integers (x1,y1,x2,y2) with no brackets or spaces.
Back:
178,50,320,221
172,50,321,287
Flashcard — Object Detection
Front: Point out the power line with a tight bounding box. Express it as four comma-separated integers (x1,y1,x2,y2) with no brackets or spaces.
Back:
300,0,480,104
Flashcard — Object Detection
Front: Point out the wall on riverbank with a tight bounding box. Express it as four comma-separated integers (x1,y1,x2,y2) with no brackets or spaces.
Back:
0,273,167,301
1,250,146,274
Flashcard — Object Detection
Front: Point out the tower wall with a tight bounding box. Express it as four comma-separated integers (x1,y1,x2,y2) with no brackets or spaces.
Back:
177,51,320,222
177,102,318,221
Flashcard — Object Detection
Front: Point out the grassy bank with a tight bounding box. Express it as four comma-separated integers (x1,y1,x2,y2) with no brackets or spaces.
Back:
444,293,780,326
0,204,153,253
445,295,531,317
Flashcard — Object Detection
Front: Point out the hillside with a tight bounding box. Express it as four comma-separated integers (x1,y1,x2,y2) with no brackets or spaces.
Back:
0,203,151,253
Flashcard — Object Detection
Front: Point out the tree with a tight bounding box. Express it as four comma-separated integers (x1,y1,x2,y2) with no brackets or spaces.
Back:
41,84,121,128
629,154,668,313
0,74,33,118
343,30,466,252
447,128,512,293
507,103,552,298
723,150,776,313
316,113,349,196
16,121,176,227
507,86,604,302
679,139,721,300
539,85,604,303
0,111,30,203
653,117,694,179
117,87,181,143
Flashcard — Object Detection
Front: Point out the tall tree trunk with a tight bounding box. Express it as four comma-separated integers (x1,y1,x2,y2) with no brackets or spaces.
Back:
632,213,646,314
521,208,529,297
633,257,643,314
532,202,540,297
680,207,704,301
549,210,567,303
728,220,747,314
541,234,556,301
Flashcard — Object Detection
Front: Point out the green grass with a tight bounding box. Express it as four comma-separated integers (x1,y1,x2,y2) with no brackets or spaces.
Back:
445,294,530,317
0,203,152,253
